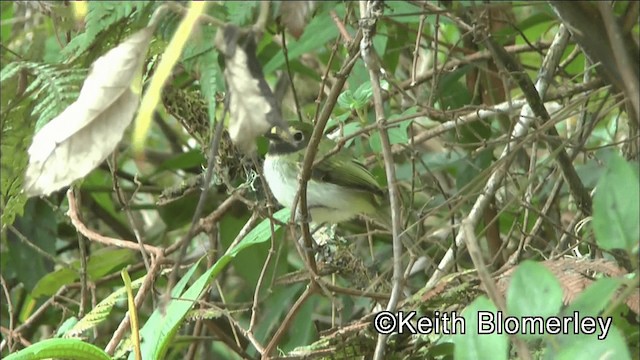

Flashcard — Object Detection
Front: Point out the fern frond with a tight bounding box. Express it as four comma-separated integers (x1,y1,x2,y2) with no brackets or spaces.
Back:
184,308,225,322
65,270,169,338
62,1,153,59
1,61,86,130
0,62,23,83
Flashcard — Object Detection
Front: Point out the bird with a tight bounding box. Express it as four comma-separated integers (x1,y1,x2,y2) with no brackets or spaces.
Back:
262,121,392,226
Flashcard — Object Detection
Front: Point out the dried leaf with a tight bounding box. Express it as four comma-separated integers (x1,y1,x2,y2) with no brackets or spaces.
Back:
215,24,289,153
280,1,316,39
496,258,639,315
24,27,154,197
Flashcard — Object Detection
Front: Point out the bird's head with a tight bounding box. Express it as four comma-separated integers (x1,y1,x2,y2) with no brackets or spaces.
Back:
265,121,314,155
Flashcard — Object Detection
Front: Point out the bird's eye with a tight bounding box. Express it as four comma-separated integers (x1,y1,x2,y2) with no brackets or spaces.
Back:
293,130,304,142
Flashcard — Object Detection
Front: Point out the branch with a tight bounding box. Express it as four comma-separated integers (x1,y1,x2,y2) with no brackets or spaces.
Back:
66,190,163,257
426,21,574,289
357,3,404,359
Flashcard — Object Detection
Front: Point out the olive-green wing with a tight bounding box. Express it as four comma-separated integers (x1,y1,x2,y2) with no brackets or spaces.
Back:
311,142,384,196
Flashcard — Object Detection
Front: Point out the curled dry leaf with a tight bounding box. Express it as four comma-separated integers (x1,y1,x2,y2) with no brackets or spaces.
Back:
215,24,289,153
24,27,154,197
280,1,316,39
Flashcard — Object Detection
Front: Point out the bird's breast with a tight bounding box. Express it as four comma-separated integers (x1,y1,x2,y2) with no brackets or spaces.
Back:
263,155,299,208
263,155,376,223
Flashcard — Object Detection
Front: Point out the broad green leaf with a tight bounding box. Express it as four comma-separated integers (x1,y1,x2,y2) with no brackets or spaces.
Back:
507,261,563,340
136,257,204,360
263,12,339,74
454,296,508,360
546,326,630,360
31,268,78,299
224,1,257,25
31,248,134,298
251,284,305,356
337,89,356,110
369,125,409,153
5,338,111,360
592,153,640,252
507,260,562,339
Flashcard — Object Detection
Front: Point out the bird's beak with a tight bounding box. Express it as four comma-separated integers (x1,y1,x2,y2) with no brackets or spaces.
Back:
265,124,293,143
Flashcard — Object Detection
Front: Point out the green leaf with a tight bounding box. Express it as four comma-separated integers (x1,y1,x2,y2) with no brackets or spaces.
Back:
592,153,640,252
384,1,422,23
31,268,78,299
31,248,135,298
352,81,373,107
546,326,630,360
0,3,13,43
151,150,206,175
251,284,304,357
455,296,508,360
506,261,563,340
337,90,356,110
67,271,156,337
564,277,623,317
263,12,338,74
282,295,318,351
507,260,562,339
369,125,408,153
224,1,257,25
6,198,56,291
4,338,111,360
136,257,203,360
55,317,79,337
136,209,290,360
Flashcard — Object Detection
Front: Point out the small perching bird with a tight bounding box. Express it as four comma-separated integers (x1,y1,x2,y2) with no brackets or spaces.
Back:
262,121,393,226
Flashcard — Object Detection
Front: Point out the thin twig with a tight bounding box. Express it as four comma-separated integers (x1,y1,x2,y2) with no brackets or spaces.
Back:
410,14,426,86
288,32,362,274
479,25,592,215
597,1,640,123
104,256,164,354
249,214,275,332
280,28,303,122
224,310,265,354
262,285,314,357
13,287,68,334
0,276,14,352
426,20,572,295
166,109,224,297
77,230,88,319
66,190,163,256
109,154,151,271
330,10,352,42
7,225,72,269
358,2,405,359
